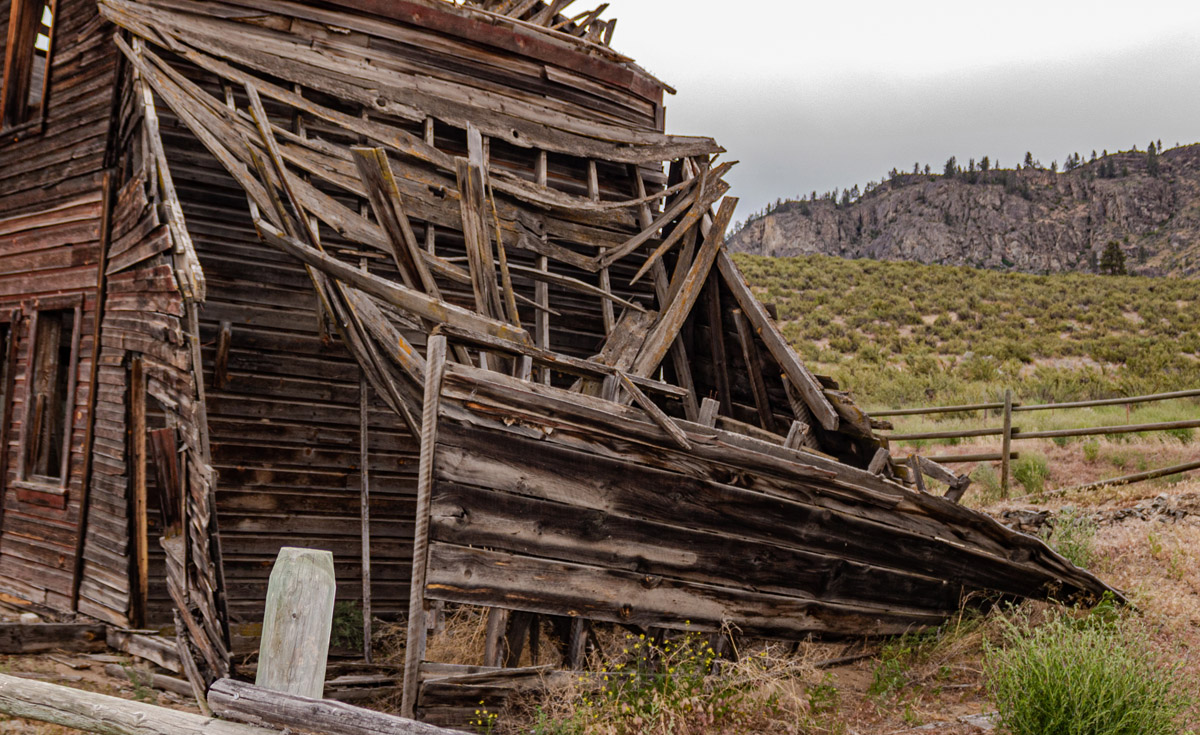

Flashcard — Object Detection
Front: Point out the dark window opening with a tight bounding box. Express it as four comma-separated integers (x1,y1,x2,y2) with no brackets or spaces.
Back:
24,308,75,483
2,0,55,130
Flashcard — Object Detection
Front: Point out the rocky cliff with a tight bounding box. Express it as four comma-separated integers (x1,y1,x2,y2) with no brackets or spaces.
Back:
727,145,1200,277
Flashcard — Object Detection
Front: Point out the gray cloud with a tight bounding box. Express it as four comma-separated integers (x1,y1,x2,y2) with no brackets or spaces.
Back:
655,31,1200,222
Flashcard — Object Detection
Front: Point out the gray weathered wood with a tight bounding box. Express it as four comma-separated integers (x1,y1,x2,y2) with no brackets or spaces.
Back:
0,672,279,735
907,455,927,494
1000,389,1013,498
716,250,839,431
402,335,449,719
256,547,337,699
867,448,891,476
785,420,811,451
209,678,464,735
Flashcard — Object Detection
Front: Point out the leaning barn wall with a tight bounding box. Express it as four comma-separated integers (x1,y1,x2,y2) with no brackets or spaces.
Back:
0,0,116,613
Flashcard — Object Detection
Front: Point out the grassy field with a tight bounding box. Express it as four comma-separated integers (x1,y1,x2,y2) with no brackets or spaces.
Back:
732,253,1200,411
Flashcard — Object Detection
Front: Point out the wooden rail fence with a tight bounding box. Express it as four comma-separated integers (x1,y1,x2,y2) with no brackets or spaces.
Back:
877,388,1200,497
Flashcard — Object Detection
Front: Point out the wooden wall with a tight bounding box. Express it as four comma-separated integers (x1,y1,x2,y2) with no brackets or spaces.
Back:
153,97,421,641
0,0,115,612
422,364,1098,641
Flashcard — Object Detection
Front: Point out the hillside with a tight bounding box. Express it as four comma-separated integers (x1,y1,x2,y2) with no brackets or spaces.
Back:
728,145,1200,277
732,253,1200,410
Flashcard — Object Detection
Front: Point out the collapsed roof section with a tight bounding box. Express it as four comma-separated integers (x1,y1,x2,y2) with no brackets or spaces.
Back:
98,0,883,466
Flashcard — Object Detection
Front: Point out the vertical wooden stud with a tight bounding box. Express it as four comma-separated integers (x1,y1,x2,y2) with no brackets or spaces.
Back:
401,335,448,719
130,357,148,627
359,374,373,663
908,455,927,494
535,151,551,384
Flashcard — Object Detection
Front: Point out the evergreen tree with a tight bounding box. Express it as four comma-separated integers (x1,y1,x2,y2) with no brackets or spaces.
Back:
1024,151,1035,168
1100,241,1127,275
924,164,931,175
1147,145,1160,177
980,156,990,172
943,156,957,177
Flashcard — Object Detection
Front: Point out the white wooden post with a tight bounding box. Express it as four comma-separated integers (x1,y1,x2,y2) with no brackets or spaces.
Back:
256,547,336,699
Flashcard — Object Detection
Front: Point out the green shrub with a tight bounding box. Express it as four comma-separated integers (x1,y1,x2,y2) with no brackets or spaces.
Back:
331,600,364,651
1082,439,1100,463
1040,508,1098,568
1013,455,1051,496
970,464,1002,504
984,612,1191,735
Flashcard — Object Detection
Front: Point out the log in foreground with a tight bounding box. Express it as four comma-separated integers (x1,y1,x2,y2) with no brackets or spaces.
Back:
209,678,465,735
0,672,276,735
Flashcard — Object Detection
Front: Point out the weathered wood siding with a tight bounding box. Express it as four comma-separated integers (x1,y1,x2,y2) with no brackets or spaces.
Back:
151,96,421,640
0,0,115,612
422,363,1107,639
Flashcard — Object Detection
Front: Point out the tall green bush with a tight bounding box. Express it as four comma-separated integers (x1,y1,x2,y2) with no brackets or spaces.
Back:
985,613,1191,735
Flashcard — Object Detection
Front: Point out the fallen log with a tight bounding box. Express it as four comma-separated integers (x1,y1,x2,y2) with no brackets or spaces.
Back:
208,678,465,735
0,672,276,735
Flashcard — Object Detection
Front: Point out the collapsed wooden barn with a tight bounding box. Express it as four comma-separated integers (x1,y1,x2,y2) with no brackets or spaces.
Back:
0,0,1116,724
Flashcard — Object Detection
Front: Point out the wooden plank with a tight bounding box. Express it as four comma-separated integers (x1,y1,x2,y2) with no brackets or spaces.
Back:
360,375,373,663
350,147,438,297
616,373,690,450
631,197,737,378
429,481,964,612
256,548,337,699
426,543,948,639
716,251,839,432
432,324,687,399
106,629,182,673
131,358,149,626
401,335,448,720
0,672,282,735
867,448,891,476
208,678,460,735
784,420,810,451
253,219,531,345
732,308,776,434
907,455,927,494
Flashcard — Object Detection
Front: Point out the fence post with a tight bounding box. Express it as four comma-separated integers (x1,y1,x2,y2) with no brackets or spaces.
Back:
1000,389,1013,497
256,547,336,699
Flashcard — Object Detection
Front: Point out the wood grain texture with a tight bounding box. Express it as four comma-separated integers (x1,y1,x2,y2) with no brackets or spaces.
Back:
256,547,336,699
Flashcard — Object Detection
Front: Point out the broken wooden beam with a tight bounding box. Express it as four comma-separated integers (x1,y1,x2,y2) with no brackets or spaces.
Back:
0,672,278,735
208,678,462,735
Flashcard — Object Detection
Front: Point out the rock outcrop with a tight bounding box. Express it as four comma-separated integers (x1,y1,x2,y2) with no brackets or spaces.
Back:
728,146,1200,277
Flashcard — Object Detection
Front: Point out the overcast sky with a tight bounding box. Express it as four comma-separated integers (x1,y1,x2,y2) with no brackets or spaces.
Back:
609,1,1200,221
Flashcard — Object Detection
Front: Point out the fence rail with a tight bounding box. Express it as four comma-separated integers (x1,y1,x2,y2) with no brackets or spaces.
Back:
878,387,1200,496
871,388,1200,417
